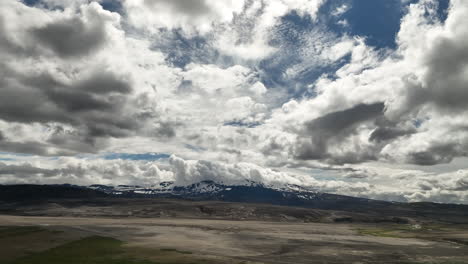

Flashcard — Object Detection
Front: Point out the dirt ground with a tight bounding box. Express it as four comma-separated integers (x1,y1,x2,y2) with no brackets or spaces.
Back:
1,215,468,264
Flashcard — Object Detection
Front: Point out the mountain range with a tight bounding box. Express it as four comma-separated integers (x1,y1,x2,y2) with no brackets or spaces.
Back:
1,181,468,224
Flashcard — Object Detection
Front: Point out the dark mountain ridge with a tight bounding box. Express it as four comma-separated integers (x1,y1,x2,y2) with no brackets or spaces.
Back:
1,182,467,223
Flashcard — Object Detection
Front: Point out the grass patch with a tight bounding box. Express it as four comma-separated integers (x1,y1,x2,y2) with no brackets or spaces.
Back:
0,226,71,263
10,236,161,264
356,224,449,238
0,226,249,264
357,228,400,238
9,236,211,264
0,226,45,238
160,248,193,254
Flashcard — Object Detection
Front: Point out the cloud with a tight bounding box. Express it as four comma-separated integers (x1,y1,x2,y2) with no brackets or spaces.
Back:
0,155,310,187
124,0,245,35
265,0,468,168
0,162,59,178
72,71,131,95
0,65,138,152
305,102,385,135
1,0,468,205
407,143,465,166
0,1,177,155
168,155,306,186
369,123,416,143
32,16,106,57
144,0,212,17
0,138,74,157
390,0,468,115
1,155,467,204
103,152,170,161
292,103,385,163
0,1,118,58
331,4,350,17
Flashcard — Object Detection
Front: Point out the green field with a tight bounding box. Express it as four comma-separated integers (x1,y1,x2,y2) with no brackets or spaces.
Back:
0,226,214,264
356,223,468,243
0,226,46,238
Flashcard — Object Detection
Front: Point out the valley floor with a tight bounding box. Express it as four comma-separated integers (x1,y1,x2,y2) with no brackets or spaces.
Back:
1,215,468,264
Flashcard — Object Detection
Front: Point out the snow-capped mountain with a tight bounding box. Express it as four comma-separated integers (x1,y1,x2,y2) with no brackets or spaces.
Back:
89,180,316,197
87,180,384,210
4,183,468,223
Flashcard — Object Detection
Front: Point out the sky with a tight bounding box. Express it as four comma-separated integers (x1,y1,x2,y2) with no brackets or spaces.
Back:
0,0,468,204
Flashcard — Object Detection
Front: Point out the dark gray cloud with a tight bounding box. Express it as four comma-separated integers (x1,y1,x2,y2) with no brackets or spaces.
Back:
293,103,385,163
423,35,468,111
407,143,466,166
153,122,177,138
0,65,132,119
0,162,59,178
369,126,413,142
0,60,139,155
0,127,77,156
0,2,150,157
0,2,132,143
393,31,468,166
32,16,107,57
394,20,468,116
306,103,385,133
45,125,106,154
369,117,416,143
27,71,131,114
144,0,211,17
74,71,131,94
0,139,73,156
0,67,68,124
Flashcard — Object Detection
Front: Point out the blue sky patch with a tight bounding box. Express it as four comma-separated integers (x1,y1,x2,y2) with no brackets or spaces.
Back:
320,0,408,49
21,0,39,6
153,30,230,69
99,0,123,13
259,11,344,98
21,0,122,13
436,0,450,22
184,144,207,152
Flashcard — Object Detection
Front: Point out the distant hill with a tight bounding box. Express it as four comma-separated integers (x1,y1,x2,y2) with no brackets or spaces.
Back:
1,182,468,223
0,184,108,201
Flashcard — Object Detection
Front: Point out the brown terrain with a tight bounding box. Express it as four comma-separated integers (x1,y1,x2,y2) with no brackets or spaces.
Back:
1,197,468,264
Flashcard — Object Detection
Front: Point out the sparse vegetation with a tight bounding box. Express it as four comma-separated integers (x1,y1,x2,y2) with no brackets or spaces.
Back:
3,233,208,264
357,224,449,238
160,248,193,254
357,223,468,252
0,225,247,264
10,236,147,264
357,227,400,238
1,214,468,264
0,226,46,238
0,226,72,263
